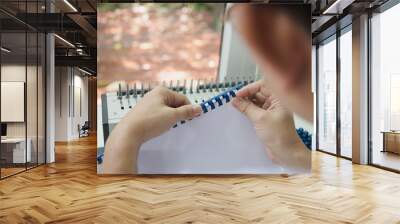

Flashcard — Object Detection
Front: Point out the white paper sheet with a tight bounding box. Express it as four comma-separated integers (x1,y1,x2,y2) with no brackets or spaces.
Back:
138,103,287,174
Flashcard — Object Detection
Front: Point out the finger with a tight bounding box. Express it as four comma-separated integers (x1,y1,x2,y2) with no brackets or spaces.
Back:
250,92,267,107
171,93,191,107
268,97,282,110
174,104,202,121
161,88,191,107
236,80,263,98
259,81,272,96
262,101,271,110
262,93,280,110
232,97,264,122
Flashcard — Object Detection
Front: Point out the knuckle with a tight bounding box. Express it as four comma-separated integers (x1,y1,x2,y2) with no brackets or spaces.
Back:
241,101,251,113
185,107,193,118
154,86,167,93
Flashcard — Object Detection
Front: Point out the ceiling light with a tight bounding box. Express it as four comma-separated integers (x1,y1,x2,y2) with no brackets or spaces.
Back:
323,0,354,15
78,67,93,76
54,34,75,48
76,48,85,55
63,0,78,12
1,47,11,53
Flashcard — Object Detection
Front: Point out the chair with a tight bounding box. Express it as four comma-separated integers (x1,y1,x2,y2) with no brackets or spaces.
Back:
79,121,90,138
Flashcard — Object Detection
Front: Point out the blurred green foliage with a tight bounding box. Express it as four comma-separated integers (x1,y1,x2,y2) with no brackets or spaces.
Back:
98,3,130,12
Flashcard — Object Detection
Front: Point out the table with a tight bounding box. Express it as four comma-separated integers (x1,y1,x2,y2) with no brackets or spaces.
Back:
381,131,400,154
1,138,31,164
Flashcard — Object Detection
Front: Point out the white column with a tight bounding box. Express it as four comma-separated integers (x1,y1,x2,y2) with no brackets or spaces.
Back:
352,14,369,164
45,0,56,163
46,33,55,163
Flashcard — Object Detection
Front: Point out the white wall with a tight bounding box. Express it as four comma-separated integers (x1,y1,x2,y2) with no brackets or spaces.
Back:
1,65,26,142
72,73,89,138
55,67,89,141
1,65,41,137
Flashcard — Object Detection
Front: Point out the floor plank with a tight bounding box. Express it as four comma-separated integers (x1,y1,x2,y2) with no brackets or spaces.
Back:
372,151,400,171
1,134,400,224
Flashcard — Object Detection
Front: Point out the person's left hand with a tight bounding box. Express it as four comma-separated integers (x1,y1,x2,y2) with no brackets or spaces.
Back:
125,86,202,143
103,86,201,174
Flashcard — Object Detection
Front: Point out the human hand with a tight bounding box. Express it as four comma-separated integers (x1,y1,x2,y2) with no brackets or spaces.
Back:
103,86,201,174
232,80,310,172
126,86,202,143
228,4,313,122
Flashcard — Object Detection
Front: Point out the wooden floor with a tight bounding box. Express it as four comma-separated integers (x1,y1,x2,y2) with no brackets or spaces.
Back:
1,167,26,178
1,163,45,178
373,151,400,171
1,135,400,223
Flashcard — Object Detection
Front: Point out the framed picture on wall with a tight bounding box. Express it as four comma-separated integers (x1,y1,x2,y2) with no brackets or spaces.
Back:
1,81,25,122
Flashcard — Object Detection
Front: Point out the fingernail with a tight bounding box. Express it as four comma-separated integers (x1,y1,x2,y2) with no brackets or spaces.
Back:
236,89,245,97
192,105,202,117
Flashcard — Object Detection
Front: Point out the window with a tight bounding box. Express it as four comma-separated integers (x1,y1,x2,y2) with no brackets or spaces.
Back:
370,2,400,171
317,36,337,154
339,27,352,158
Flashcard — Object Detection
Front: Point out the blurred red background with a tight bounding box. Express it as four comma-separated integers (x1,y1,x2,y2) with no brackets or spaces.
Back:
97,3,225,98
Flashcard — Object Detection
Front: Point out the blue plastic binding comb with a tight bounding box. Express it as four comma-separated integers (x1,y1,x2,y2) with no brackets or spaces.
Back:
199,83,244,114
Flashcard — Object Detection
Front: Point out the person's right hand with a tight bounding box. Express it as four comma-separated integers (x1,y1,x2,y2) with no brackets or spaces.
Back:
232,80,310,172
228,4,313,122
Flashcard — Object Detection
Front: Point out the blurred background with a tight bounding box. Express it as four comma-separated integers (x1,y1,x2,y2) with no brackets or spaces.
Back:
97,3,225,95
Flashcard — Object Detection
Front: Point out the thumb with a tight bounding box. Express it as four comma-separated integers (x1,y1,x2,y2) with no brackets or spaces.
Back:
174,104,202,121
232,97,264,122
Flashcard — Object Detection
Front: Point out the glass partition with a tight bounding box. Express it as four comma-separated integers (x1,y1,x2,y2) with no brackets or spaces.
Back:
1,30,28,178
27,30,38,169
0,1,46,179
